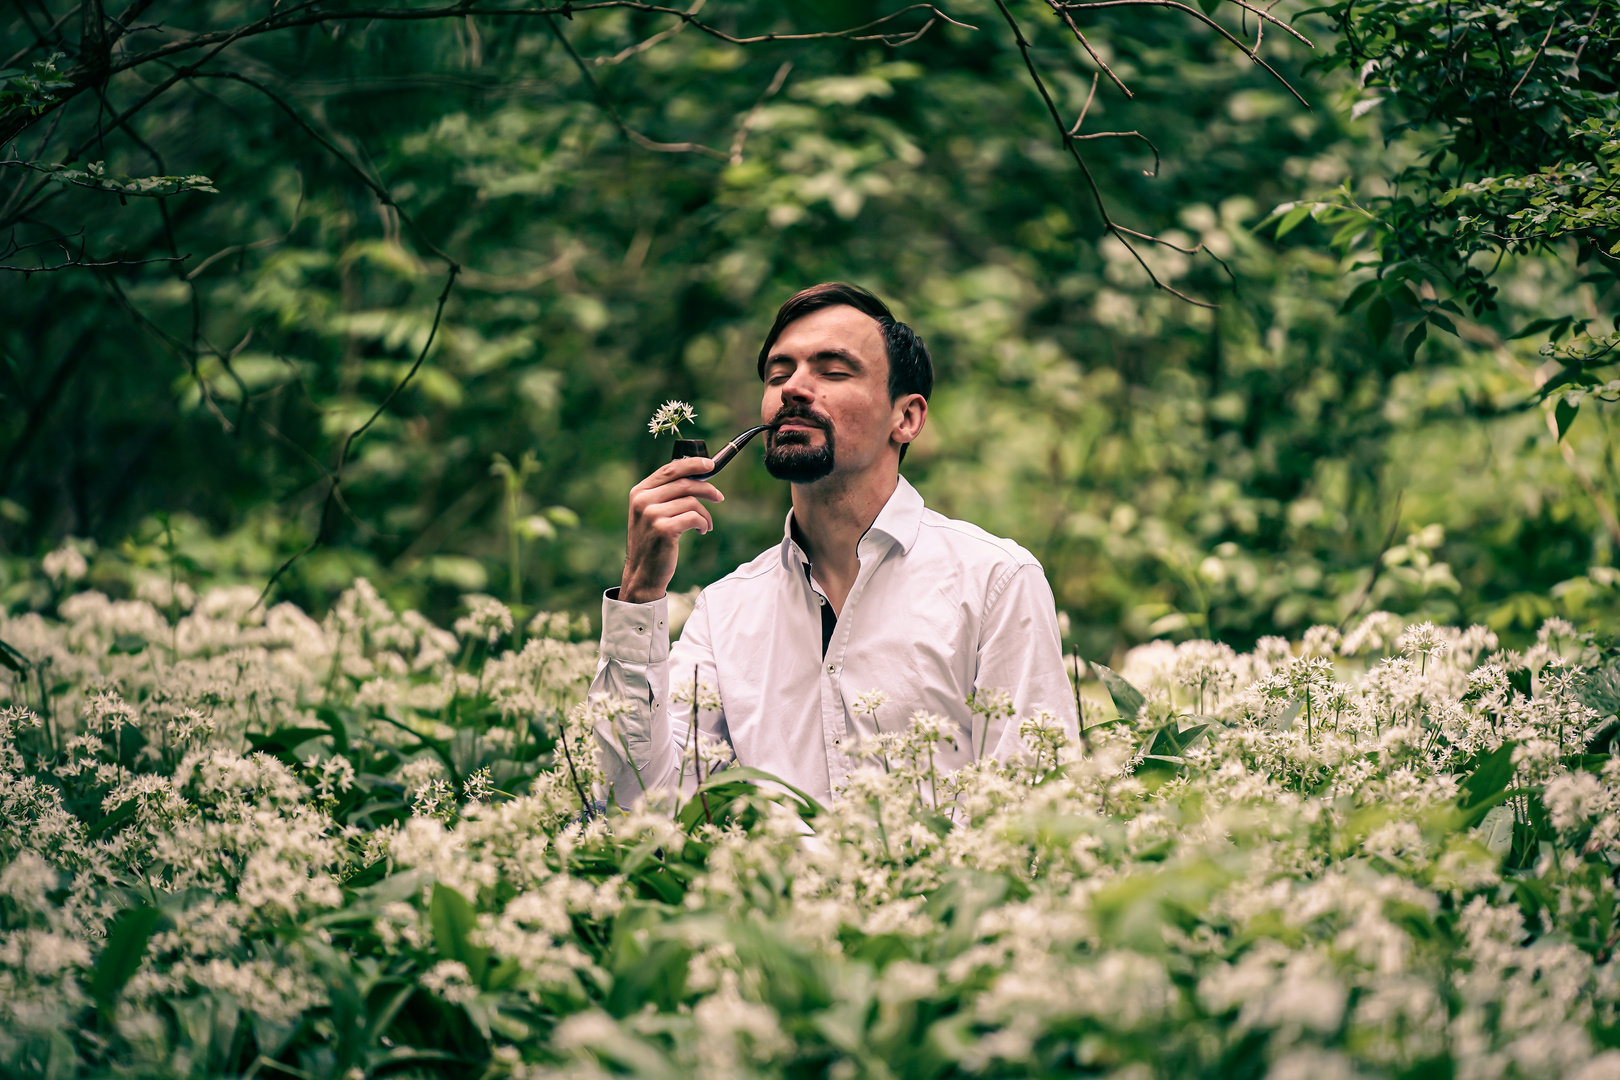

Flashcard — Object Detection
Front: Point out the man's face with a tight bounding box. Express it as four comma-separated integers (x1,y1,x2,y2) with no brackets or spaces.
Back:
761,305,896,484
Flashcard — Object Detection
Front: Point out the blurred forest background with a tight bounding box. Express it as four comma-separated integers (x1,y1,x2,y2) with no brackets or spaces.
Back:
1,0,1616,658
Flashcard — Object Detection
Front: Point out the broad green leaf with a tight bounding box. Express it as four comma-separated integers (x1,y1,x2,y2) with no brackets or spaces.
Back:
1093,664,1146,722
246,726,330,756
1555,397,1578,440
1403,319,1428,361
1339,279,1379,314
1478,804,1514,856
1368,296,1393,345
87,798,139,839
91,905,161,1010
1273,203,1313,239
429,882,490,986
1509,315,1573,340
1459,740,1517,810
0,635,27,674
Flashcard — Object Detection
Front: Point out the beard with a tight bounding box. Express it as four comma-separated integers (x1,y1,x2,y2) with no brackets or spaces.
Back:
764,407,836,483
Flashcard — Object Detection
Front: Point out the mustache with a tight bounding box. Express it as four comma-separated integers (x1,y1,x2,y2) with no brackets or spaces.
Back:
767,404,832,432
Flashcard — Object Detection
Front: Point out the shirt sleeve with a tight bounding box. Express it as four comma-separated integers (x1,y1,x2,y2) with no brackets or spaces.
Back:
589,588,723,808
973,562,1080,761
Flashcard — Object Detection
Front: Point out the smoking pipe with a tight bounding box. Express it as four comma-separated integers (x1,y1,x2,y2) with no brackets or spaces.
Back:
670,423,782,480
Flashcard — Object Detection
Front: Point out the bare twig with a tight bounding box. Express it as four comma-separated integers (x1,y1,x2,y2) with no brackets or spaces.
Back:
1075,130,1161,176
1509,6,1564,101
0,250,185,273
1337,489,1406,634
1049,5,1132,97
32,2,972,108
1548,409,1620,550
1055,0,1311,107
729,61,793,165
1067,71,1099,134
256,265,460,606
593,0,706,65
544,14,728,160
188,72,457,267
992,0,1218,308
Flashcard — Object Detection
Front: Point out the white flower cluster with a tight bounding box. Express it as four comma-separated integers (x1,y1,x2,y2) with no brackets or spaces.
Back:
647,399,697,439
4,577,1620,1079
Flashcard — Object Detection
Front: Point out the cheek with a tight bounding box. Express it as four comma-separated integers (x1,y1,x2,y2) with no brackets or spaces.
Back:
827,393,891,441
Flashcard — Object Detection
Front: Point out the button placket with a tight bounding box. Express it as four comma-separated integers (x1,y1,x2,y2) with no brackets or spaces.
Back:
820,537,892,787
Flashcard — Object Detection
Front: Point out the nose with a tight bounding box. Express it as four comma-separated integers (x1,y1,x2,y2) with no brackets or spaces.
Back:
777,367,815,406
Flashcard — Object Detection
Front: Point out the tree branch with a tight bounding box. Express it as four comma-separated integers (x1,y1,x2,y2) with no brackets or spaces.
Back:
256,264,461,606
992,0,1219,308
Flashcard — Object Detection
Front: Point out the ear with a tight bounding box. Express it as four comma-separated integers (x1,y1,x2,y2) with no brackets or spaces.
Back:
891,393,927,449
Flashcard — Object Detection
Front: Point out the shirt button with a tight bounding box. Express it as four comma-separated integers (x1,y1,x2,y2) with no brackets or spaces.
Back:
827,664,836,675
634,626,645,634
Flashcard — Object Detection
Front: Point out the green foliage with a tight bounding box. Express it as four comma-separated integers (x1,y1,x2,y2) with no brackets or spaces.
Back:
0,54,70,116
1294,0,1620,432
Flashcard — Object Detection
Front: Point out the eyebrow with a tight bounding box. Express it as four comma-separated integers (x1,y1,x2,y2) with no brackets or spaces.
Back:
765,348,867,369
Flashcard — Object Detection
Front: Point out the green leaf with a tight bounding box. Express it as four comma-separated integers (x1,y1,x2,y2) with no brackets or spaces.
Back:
91,905,161,1011
1368,296,1393,345
684,765,825,820
1403,319,1428,361
246,726,331,757
430,882,490,986
316,706,351,755
87,798,139,840
1459,740,1518,811
1273,203,1313,239
1197,0,1221,14
1555,397,1578,441
1509,315,1573,341
0,635,27,674
1339,279,1379,314
1092,664,1145,722
1427,312,1459,336
1508,667,1533,700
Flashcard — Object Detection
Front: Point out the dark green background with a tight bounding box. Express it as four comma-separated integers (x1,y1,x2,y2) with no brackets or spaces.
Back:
2,0,1615,655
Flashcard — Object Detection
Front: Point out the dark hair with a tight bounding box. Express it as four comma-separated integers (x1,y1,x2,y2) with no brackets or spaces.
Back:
756,282,934,404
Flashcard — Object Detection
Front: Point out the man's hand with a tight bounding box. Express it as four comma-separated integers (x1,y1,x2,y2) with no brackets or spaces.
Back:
619,457,725,604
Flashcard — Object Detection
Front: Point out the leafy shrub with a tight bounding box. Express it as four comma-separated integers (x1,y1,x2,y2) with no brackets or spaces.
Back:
4,555,1620,1078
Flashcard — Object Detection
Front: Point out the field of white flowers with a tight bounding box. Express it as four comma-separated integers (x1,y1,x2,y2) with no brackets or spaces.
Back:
5,552,1620,1080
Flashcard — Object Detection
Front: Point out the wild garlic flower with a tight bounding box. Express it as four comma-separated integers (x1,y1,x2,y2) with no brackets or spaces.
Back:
454,598,515,644
852,690,889,717
41,543,88,584
648,399,697,439
673,677,723,714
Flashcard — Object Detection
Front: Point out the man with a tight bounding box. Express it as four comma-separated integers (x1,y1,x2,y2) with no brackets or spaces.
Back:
590,283,1077,806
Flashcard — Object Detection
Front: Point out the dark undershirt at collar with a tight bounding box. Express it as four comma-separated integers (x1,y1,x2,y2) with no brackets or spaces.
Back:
821,596,836,658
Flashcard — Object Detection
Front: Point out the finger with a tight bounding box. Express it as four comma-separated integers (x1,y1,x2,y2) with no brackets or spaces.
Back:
647,497,715,534
662,509,715,536
630,480,724,521
647,477,725,503
636,456,718,491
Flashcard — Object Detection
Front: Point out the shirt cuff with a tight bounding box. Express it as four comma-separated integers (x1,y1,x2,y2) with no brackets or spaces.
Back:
600,588,670,665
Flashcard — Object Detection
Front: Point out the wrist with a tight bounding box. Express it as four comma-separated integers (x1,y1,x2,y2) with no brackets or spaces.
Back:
618,571,667,605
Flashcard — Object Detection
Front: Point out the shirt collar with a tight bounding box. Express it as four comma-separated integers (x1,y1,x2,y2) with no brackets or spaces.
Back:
778,475,925,570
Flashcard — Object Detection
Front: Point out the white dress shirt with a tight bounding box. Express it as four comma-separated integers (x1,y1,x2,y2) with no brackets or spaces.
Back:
590,475,1078,805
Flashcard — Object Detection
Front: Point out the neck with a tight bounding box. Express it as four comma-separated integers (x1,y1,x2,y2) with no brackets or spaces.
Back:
790,465,899,613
